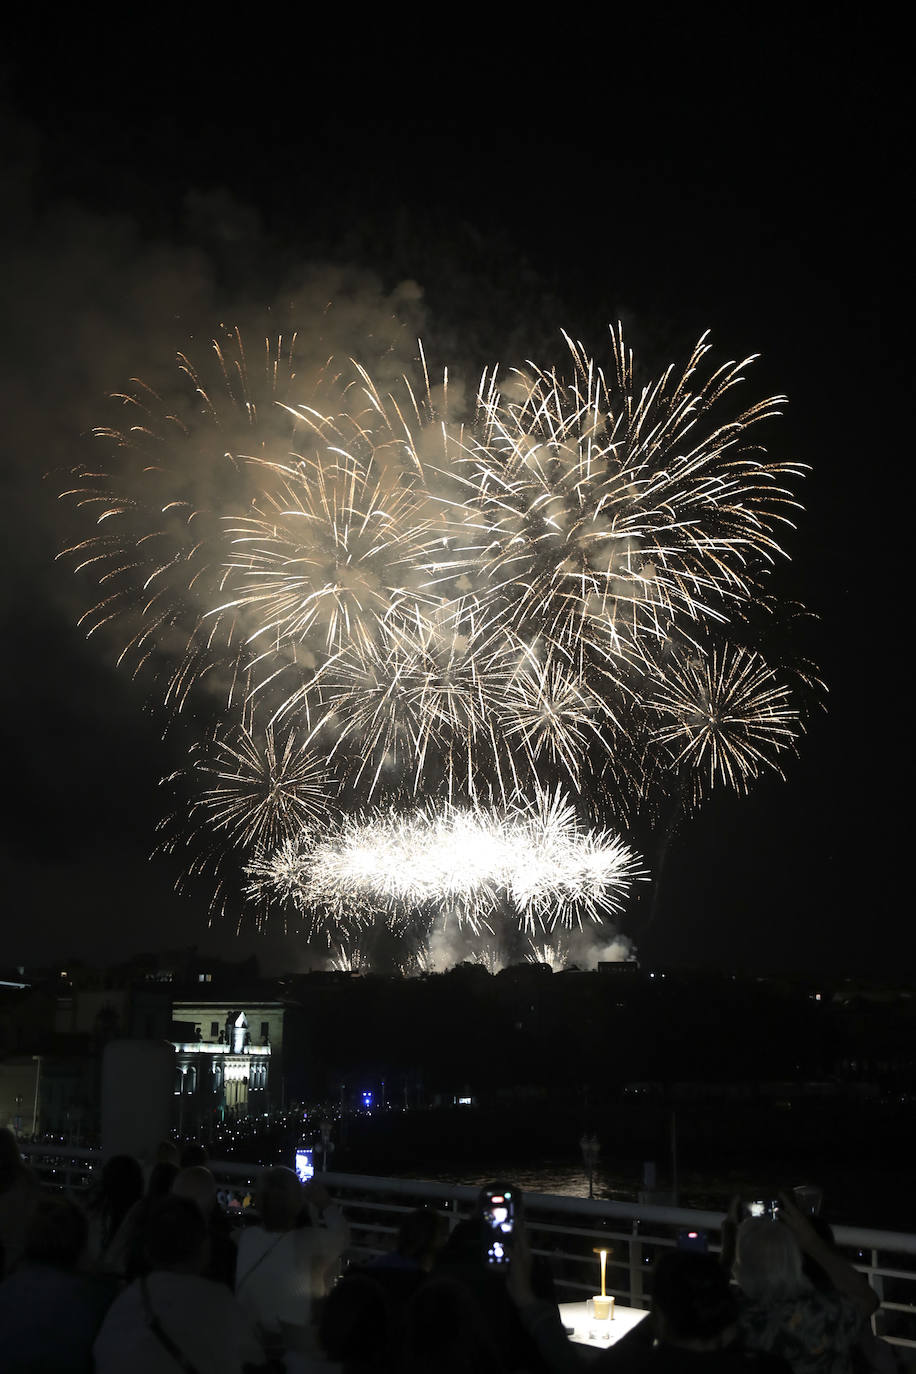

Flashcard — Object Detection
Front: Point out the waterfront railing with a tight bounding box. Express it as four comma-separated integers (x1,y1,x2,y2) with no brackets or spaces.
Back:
21,1145,916,1350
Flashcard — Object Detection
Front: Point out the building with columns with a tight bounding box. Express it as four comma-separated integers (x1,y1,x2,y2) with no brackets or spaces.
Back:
171,1000,287,1134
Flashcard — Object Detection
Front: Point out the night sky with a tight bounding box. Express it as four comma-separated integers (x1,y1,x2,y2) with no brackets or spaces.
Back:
0,12,905,977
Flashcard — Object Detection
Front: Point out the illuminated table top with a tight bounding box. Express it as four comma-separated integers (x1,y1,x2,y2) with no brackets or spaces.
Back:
558,1301,650,1350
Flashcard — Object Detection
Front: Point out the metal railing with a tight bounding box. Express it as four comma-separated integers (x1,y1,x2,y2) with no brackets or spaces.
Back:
320,1171,916,1350
21,1147,916,1349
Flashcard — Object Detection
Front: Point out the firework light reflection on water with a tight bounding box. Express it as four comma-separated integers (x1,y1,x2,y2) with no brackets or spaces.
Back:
60,318,820,969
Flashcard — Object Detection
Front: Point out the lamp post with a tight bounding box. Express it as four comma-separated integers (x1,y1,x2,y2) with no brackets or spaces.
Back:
319,1117,333,1173
580,1132,600,1200
31,1056,42,1139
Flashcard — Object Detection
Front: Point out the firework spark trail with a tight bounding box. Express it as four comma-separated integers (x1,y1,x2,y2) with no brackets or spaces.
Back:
290,607,575,807
59,320,817,963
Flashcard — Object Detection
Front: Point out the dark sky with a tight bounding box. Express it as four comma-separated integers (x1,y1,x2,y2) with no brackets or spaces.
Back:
0,12,905,977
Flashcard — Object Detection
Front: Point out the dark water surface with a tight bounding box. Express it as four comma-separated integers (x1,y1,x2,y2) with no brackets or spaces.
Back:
339,1099,915,1232
407,1159,912,1232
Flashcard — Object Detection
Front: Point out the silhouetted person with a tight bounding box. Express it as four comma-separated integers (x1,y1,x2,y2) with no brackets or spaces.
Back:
94,1193,268,1373
0,1193,115,1372
432,1216,552,1372
179,1140,209,1169
85,1152,144,1276
172,1163,237,1287
354,1206,448,1337
314,1271,393,1371
235,1168,349,1358
123,1160,181,1281
400,1275,506,1374
734,1198,878,1374
800,1217,897,1374
0,1126,38,1279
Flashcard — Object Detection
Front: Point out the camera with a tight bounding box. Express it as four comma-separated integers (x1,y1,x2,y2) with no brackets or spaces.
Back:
676,1228,709,1252
791,1184,822,1216
480,1184,519,1266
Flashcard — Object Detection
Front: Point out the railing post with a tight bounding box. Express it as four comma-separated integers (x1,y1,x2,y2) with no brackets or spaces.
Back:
871,1248,884,1336
629,1219,644,1308
445,1191,462,1234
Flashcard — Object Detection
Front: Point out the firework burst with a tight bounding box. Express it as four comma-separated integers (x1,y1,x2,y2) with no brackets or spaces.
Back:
186,721,334,851
455,329,802,672
59,318,817,967
245,787,646,944
218,451,442,659
648,643,800,801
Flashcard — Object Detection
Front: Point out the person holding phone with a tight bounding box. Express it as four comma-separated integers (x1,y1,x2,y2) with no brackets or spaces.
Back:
430,1185,556,1373
731,1192,879,1374
235,1168,349,1360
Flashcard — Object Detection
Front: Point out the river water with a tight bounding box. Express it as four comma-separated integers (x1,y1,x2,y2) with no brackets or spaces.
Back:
385,1159,913,1233
340,1097,915,1233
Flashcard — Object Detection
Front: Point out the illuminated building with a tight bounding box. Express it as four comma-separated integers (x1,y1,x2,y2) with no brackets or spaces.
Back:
171,1000,286,1133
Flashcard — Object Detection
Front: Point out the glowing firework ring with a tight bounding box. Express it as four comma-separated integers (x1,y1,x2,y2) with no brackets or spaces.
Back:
245,789,646,935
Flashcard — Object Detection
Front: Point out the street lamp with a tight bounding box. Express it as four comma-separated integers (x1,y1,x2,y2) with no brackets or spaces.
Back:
31,1056,42,1139
580,1132,600,1200
319,1117,333,1173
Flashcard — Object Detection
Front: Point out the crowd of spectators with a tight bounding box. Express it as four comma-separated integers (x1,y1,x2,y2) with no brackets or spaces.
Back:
0,1125,909,1374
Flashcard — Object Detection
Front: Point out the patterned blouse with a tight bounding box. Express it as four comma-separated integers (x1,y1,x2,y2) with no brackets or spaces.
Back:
738,1288,865,1374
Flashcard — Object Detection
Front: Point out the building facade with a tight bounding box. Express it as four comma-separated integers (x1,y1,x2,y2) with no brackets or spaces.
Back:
171,1001,287,1135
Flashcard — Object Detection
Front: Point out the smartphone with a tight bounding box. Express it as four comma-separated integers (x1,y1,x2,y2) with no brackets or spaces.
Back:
792,1184,822,1216
294,1147,315,1183
481,1185,518,1266
745,1198,780,1220
677,1228,709,1252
